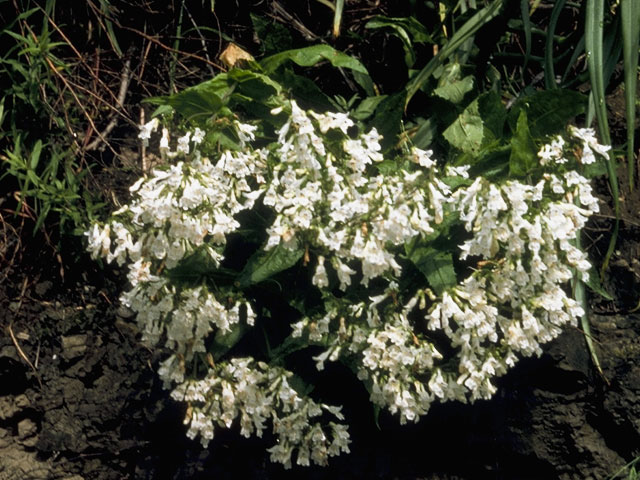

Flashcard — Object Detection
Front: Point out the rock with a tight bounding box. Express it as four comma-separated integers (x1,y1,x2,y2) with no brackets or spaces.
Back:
35,281,52,296
116,305,135,319
0,345,19,362
0,427,11,448
61,335,87,361
0,394,30,421
17,417,38,447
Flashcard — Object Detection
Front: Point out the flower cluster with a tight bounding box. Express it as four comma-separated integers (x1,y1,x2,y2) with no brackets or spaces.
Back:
171,358,350,468
86,99,605,466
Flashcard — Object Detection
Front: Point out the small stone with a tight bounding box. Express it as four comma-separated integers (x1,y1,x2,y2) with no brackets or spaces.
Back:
18,417,37,440
35,281,53,296
61,334,88,361
116,305,135,319
0,345,20,362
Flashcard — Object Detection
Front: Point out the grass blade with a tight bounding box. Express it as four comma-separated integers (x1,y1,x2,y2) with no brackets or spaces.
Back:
586,0,618,277
333,0,344,38
621,0,640,190
544,0,566,89
573,236,606,384
520,0,532,70
404,0,505,108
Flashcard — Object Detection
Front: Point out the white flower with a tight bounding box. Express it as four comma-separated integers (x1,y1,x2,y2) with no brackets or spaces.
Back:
159,128,170,152
569,126,611,161
411,147,435,168
312,256,329,288
177,132,191,154
192,127,205,144
139,118,160,147
332,258,356,291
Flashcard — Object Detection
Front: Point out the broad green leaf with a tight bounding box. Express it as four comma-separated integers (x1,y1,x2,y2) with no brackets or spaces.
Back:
463,145,511,180
261,44,369,74
443,100,485,154
146,75,231,122
210,322,250,360
433,75,474,104
261,44,372,93
164,84,224,121
351,95,387,121
405,242,457,295
167,246,226,282
228,68,281,97
478,91,507,138
237,242,304,288
507,89,586,138
410,117,437,150
276,69,334,110
370,91,406,151
509,110,537,177
443,91,504,154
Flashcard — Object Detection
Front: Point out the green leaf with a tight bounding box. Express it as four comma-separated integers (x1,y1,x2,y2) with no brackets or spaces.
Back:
410,117,438,150
227,68,282,99
443,92,504,154
584,266,613,301
365,16,429,67
351,95,387,121
262,44,369,74
276,69,334,110
507,89,586,138
370,91,406,151
433,75,474,104
478,91,507,139
366,16,432,44
261,44,372,93
509,110,537,177
405,0,506,107
405,242,457,295
147,75,231,122
543,0,566,90
210,322,250,360
237,242,304,288
29,140,42,170
166,85,224,121
463,145,511,180
167,246,225,282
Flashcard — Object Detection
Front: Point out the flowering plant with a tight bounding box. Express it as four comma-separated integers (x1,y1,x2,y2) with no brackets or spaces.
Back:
86,70,607,468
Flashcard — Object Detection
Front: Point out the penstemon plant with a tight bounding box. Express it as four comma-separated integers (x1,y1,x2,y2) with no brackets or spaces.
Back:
86,82,607,468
